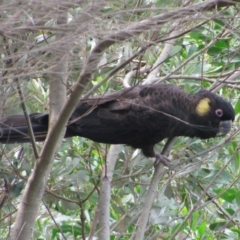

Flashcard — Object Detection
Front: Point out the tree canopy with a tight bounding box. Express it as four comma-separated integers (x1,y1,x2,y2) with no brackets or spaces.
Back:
0,0,240,239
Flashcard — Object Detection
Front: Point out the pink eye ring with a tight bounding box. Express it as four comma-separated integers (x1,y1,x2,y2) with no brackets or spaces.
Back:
215,109,223,117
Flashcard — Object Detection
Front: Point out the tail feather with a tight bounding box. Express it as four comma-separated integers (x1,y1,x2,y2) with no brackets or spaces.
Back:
0,114,49,144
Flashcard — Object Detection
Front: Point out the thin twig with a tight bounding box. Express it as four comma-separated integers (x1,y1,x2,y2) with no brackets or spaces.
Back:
15,77,39,159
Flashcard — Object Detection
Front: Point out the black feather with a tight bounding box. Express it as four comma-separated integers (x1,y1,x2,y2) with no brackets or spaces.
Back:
0,84,235,159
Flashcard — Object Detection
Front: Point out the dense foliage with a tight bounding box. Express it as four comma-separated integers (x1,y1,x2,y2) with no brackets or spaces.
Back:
0,0,240,239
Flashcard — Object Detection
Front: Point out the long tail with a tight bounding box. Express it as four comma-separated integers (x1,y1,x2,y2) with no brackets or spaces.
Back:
0,113,49,144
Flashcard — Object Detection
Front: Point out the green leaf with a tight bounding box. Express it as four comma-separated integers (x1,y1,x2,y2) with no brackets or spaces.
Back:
209,221,232,231
234,98,240,114
215,188,236,202
235,191,240,206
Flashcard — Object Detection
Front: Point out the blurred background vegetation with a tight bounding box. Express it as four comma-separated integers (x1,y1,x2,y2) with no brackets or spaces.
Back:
0,0,240,239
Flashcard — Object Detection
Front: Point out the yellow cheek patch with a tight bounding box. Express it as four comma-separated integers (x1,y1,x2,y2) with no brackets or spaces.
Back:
196,98,211,116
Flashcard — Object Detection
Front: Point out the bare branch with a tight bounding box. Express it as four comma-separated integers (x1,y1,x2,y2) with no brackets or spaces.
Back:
98,145,121,239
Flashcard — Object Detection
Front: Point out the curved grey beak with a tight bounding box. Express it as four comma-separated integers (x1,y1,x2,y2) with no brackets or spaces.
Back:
217,120,233,136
